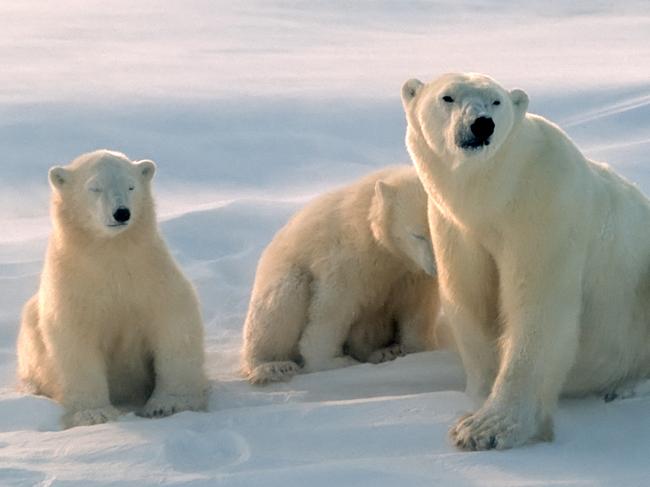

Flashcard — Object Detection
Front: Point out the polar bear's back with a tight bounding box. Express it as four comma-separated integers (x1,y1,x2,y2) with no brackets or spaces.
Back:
558,154,650,394
528,115,650,393
260,166,416,274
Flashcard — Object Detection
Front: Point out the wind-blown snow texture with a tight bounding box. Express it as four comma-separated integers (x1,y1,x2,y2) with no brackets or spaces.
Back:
1,1,649,485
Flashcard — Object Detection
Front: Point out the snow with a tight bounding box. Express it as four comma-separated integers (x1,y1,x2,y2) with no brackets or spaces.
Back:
1,1,650,485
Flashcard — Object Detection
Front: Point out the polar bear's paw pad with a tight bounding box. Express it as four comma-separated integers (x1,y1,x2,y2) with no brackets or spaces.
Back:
138,392,207,418
449,408,534,451
368,344,405,364
63,405,121,428
248,361,300,385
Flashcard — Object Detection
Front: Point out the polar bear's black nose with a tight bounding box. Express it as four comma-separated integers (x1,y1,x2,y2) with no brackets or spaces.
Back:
470,116,495,141
113,207,131,223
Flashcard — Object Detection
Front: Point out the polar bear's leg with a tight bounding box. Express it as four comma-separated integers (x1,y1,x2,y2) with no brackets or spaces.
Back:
448,306,499,399
299,281,360,372
389,276,436,355
242,268,310,384
16,295,47,395
431,207,500,399
450,248,583,450
396,287,439,355
48,325,120,428
345,309,396,362
140,308,208,418
397,315,431,355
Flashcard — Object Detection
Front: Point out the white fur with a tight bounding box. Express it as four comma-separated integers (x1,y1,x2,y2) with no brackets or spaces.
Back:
17,150,208,428
241,166,441,384
402,72,650,450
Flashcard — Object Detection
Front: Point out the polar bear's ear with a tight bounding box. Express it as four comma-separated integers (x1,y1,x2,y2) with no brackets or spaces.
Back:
401,79,424,108
510,89,529,120
48,166,69,190
370,180,395,242
137,160,156,182
374,180,397,209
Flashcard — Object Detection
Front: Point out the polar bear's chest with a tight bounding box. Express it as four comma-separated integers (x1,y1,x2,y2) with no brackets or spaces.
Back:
75,259,159,329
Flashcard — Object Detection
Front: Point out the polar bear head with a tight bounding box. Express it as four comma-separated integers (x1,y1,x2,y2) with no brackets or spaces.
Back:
369,169,436,277
48,150,156,238
401,73,528,165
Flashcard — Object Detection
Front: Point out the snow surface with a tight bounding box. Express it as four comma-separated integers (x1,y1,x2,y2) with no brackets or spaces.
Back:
1,1,650,485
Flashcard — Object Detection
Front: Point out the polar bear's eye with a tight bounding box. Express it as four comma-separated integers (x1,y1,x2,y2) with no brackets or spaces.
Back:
442,95,454,103
89,187,102,193
128,186,135,191
411,233,427,241
493,100,501,106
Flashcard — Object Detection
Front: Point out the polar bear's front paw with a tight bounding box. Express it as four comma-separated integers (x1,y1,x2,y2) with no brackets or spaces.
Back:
449,405,537,451
367,344,405,364
248,361,300,385
62,405,121,428
138,391,207,419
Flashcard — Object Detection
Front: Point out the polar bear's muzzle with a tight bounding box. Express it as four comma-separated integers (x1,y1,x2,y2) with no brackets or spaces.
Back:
457,116,495,151
108,206,131,227
113,206,131,225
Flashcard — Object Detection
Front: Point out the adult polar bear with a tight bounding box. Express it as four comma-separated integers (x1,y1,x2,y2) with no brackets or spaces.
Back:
402,72,650,450
17,150,208,428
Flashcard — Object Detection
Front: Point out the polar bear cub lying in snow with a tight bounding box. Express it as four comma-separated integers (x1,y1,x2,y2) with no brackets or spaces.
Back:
402,72,650,450
242,166,440,384
17,150,208,428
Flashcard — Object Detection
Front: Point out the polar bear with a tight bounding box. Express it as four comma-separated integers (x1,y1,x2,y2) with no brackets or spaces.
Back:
17,150,208,428
401,72,650,450
241,166,440,384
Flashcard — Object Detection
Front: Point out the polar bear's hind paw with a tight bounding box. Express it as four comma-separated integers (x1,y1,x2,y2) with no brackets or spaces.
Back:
367,344,405,364
138,391,207,418
63,405,121,428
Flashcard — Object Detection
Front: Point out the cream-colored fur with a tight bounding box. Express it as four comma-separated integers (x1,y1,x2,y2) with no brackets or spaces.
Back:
242,166,440,384
17,150,208,428
402,72,650,450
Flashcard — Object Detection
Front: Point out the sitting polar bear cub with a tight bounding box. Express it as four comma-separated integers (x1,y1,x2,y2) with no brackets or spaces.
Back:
17,150,208,428
402,72,650,450
242,166,440,384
